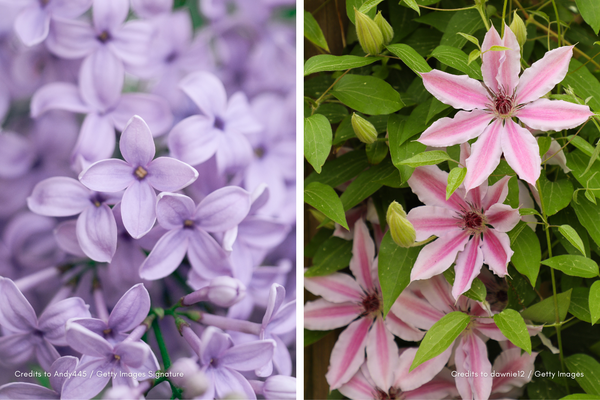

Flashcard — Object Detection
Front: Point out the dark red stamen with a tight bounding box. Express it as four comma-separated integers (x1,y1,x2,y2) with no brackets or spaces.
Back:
463,211,483,230
361,293,380,314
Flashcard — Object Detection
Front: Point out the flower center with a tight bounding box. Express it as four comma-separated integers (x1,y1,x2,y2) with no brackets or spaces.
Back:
90,193,106,207
376,388,399,400
457,206,487,235
134,166,148,180
183,219,195,229
361,292,381,315
491,88,516,117
214,116,226,131
97,31,111,43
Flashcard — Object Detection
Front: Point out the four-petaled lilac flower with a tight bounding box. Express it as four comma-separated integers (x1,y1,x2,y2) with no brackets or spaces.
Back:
419,24,592,190
79,115,198,239
0,278,91,370
139,188,251,280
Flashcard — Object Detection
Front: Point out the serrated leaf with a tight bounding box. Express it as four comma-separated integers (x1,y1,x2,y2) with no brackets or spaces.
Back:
304,114,332,174
359,0,385,13
520,289,571,324
565,354,600,395
411,312,470,371
558,225,586,256
431,45,482,80
331,74,404,115
304,10,330,52
399,150,452,167
589,280,600,325
509,221,541,285
386,43,432,74
493,309,532,354
541,255,599,278
401,0,420,15
304,55,382,76
304,182,349,230
446,167,467,200
305,236,353,277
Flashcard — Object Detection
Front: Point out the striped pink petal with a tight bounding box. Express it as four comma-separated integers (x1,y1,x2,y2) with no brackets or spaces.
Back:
482,229,513,277
482,176,511,211
384,312,425,341
366,316,398,391
517,98,592,131
395,345,453,392
407,206,460,242
408,165,468,212
495,24,521,94
338,366,376,400
501,119,541,187
418,109,494,147
473,319,508,341
304,299,361,331
391,290,445,331
413,274,455,315
452,236,484,300
492,348,537,393
481,24,503,93
326,316,372,389
403,369,459,400
349,219,376,292
421,70,490,111
464,119,504,193
455,331,492,400
304,273,363,303
485,203,520,232
410,230,470,282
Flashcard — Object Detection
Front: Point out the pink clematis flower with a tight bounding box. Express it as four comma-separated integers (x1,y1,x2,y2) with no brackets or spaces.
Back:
407,148,521,298
419,24,592,191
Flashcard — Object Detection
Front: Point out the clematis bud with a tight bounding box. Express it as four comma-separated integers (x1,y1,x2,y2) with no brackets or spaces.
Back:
354,8,384,55
351,113,378,144
509,12,527,48
374,11,394,45
386,201,416,248
182,276,246,308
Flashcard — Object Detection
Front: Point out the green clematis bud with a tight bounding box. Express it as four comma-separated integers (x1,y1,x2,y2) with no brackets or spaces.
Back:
509,11,527,49
386,201,416,248
354,8,384,55
351,113,378,144
374,11,394,45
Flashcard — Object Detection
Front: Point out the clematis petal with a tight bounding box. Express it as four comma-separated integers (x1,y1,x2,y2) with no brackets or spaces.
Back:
517,98,592,131
366,315,398,391
93,0,128,31
304,273,363,303
155,193,195,230
482,176,511,211
480,25,503,93
120,115,156,167
35,340,61,371
492,348,537,393
108,283,151,333
179,71,227,117
463,119,504,193
304,299,361,330
421,70,490,110
455,331,492,400
0,278,37,332
338,366,376,400
410,230,470,281
14,4,50,46
167,116,220,166
326,317,371,390
485,203,520,232
408,165,468,212
349,219,376,292
39,298,91,346
111,93,173,136
146,157,198,192
60,358,111,400
501,119,541,187
482,229,513,277
390,290,445,331
414,274,455,314
516,46,574,104
407,206,460,242
395,346,453,392
0,334,35,366
46,18,97,59
385,311,425,341
76,204,118,262
114,341,149,368
453,236,484,299
0,382,59,399
195,186,251,232
544,139,571,173
28,177,91,217
79,49,124,112
496,24,521,94
473,319,508,341
221,339,275,371
402,369,459,400
418,109,493,147
121,181,157,239
79,159,133,192
30,82,91,117
187,229,231,279
138,229,190,280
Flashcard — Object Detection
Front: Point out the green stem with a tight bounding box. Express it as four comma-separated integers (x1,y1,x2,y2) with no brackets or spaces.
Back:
501,0,509,37
476,3,490,31
152,320,171,370
550,0,561,47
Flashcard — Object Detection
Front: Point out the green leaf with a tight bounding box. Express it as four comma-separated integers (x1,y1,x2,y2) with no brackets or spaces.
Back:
457,32,480,47
467,49,481,65
304,329,332,347
305,237,353,277
385,43,432,74
443,268,486,302
359,0,385,13
562,395,600,400
315,103,349,124
569,150,600,201
576,0,600,34
539,176,574,216
510,223,541,285
304,182,349,230
563,59,600,112
446,167,467,200
305,228,333,258
520,289,572,323
426,98,451,124
378,231,421,316
366,141,388,164
403,27,443,57
441,10,485,49
399,150,452,167
331,74,404,115
568,135,599,161
401,0,420,15
541,255,599,278
519,208,541,217
414,11,455,32
558,225,586,256
573,195,600,248
305,150,368,188
304,114,332,174
387,115,427,182
304,10,330,52
569,287,592,323
340,159,400,210
304,55,382,76
431,45,482,80
538,136,552,157
493,309,532,354
565,354,600,395
589,280,600,325
411,312,470,371
487,45,512,51
346,0,377,24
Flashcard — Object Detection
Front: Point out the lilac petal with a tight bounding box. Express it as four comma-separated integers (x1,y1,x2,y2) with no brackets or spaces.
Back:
108,283,151,333
418,109,493,147
221,340,275,371
390,290,445,331
516,46,574,104
262,284,285,327
70,318,108,337
109,20,154,66
131,0,173,17
481,229,512,277
167,116,220,165
35,339,61,371
15,4,50,46
54,220,86,258
139,229,190,280
407,206,460,242
79,159,133,192
224,92,263,134
492,348,537,393
179,71,227,117
39,297,91,346
66,322,113,357
213,368,256,400
80,49,124,112
485,203,520,232
408,165,468,212
27,177,90,217
72,113,117,170
0,132,34,179
238,218,289,249
455,332,492,400
269,301,296,335
120,115,156,167
76,204,118,262
114,341,149,368
463,119,504,193
195,187,251,232
496,24,521,94
0,278,37,332
326,317,371,390
93,0,128,31
187,229,231,278
49,356,79,393
482,176,511,211
50,0,93,18
410,231,470,281
396,346,453,392
215,131,254,173
0,382,59,399
121,181,157,239
146,157,198,191
46,18,97,59
304,299,361,330
517,98,592,131
366,316,397,391
271,335,292,376
349,219,376,292
0,334,35,365
30,83,91,118
200,327,234,365
480,25,503,93
384,312,425,341
60,358,111,400
111,93,173,136
501,119,541,187
304,273,363,303
156,193,195,229
452,236,484,299
421,70,489,111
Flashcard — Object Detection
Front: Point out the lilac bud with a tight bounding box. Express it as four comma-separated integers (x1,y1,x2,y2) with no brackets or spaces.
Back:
182,276,246,308
263,376,297,399
169,358,208,398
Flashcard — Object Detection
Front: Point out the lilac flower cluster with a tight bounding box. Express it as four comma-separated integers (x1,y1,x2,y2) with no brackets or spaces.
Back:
0,1,296,399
